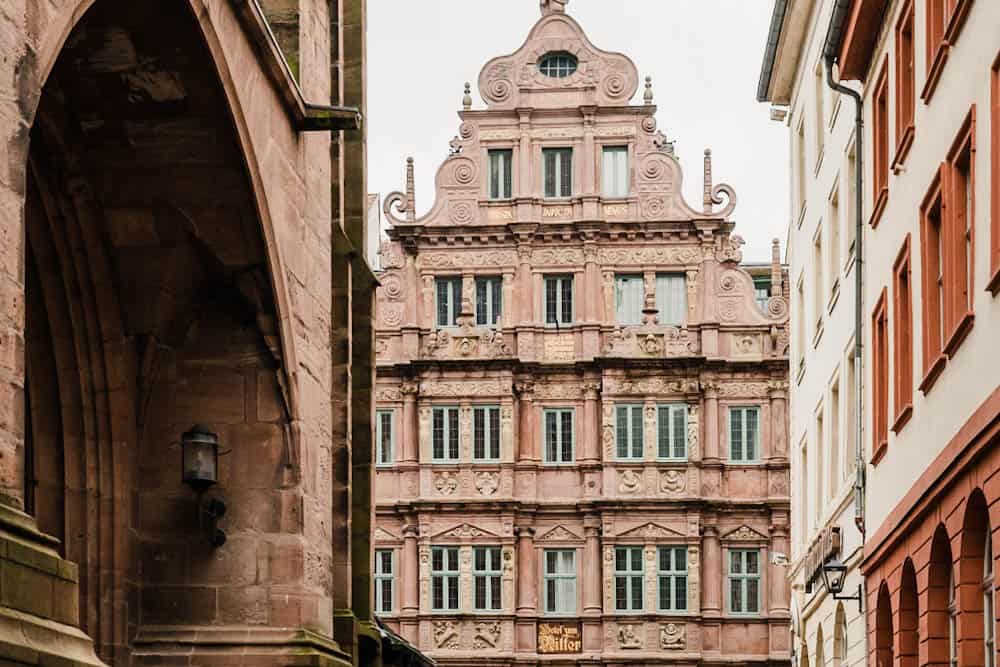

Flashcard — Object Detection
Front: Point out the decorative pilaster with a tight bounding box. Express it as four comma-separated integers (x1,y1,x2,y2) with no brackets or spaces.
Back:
768,380,789,460
401,382,419,464
402,525,419,615
702,525,722,616
515,526,537,614
516,381,536,463
582,382,601,464
769,520,790,615
703,382,720,462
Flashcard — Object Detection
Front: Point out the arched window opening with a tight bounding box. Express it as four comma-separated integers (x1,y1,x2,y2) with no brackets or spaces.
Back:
876,582,895,667
930,525,955,667
985,531,995,667
899,559,920,667
834,603,848,667
816,625,827,667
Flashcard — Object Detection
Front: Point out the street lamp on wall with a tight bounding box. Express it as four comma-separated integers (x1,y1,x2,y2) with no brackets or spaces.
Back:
181,425,227,548
821,557,862,613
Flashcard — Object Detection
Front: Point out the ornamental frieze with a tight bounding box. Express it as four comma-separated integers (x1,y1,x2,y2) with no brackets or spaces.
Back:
597,245,703,266
534,382,584,400
418,249,518,269
713,381,771,398
531,247,585,266
419,380,511,397
602,377,697,396
602,325,699,358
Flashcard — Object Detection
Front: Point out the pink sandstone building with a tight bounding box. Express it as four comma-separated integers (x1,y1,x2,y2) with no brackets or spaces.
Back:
372,2,792,664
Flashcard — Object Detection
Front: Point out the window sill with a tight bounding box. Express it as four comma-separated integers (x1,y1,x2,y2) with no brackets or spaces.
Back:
988,266,1000,296
827,280,841,314
921,43,950,103
869,187,888,228
829,97,843,131
812,322,825,349
542,462,578,467
814,147,825,176
870,440,888,466
844,242,857,275
796,361,806,386
796,204,807,229
892,125,915,172
943,0,973,45
891,404,913,434
919,354,948,395
943,311,974,358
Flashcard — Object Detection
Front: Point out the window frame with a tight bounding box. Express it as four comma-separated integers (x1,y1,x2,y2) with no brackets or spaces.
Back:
941,108,975,356
615,403,645,460
543,549,578,616
487,149,513,200
655,273,688,326
538,52,578,78
920,168,947,392
614,546,645,613
892,236,913,432
475,276,503,328
871,57,890,228
472,405,502,462
376,409,394,466
431,546,460,612
374,549,394,614
614,274,644,326
602,145,630,198
435,277,463,328
472,546,503,612
431,406,461,463
544,275,574,327
542,147,573,199
894,0,916,166
657,546,689,612
727,548,762,616
728,406,761,463
656,403,688,461
542,408,575,465
991,51,1000,294
871,288,889,464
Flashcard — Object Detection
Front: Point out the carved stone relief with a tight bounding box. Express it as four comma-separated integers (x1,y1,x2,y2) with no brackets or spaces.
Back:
687,404,700,459
420,380,509,397
473,621,502,649
598,246,701,266
661,623,685,650
420,250,518,270
433,621,460,649
618,623,643,649
434,471,459,496
603,378,697,396
475,471,500,496
618,469,643,495
659,469,686,495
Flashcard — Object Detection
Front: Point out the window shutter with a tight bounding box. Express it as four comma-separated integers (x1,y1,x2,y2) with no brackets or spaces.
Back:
616,406,629,459
448,408,459,459
546,279,557,324
731,409,744,460
561,278,573,323
672,406,686,459
492,279,502,325
544,150,556,197
560,150,572,196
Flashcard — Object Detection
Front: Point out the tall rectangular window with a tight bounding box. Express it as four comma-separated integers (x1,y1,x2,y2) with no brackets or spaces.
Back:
476,276,502,327
473,406,501,461
544,275,574,326
376,409,394,465
615,404,644,460
374,549,394,614
814,61,825,160
753,275,772,310
602,146,629,198
543,408,574,464
814,223,825,331
796,118,807,219
729,549,761,615
436,277,462,327
729,406,760,462
658,546,688,612
615,275,644,325
829,378,841,498
543,148,573,198
920,170,946,383
432,406,460,462
657,403,687,461
544,550,577,615
893,237,913,429
829,186,841,293
872,58,889,226
943,110,975,353
872,289,889,460
656,274,687,326
473,546,502,611
844,348,857,481
815,407,825,525
488,149,513,200
431,547,460,611
895,1,915,155
846,142,858,255
614,547,644,612
992,54,1000,290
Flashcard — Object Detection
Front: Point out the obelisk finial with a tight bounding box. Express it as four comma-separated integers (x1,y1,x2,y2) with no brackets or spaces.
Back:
462,82,472,111
643,76,654,105
405,157,416,223
771,239,783,296
703,149,713,214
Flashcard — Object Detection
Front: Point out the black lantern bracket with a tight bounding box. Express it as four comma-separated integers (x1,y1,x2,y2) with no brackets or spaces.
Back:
181,425,228,548
821,557,863,614
199,495,227,548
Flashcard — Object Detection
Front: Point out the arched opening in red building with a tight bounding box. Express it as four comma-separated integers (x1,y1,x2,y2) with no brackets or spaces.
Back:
24,1,289,662
899,558,919,667
929,524,957,667
959,490,995,667
876,582,895,667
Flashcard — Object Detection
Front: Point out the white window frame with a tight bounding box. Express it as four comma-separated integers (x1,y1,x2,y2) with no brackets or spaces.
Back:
657,546,688,612
615,274,644,326
543,549,577,615
432,406,460,462
376,409,394,466
374,549,394,614
431,546,460,611
728,549,761,615
614,546,645,613
435,277,462,328
544,275,574,327
488,149,513,200
657,403,688,461
602,145,629,198
753,275,772,310
729,406,761,463
476,276,503,327
473,546,502,612
543,147,573,198
655,273,688,326
615,404,644,460
473,405,501,462
542,408,575,464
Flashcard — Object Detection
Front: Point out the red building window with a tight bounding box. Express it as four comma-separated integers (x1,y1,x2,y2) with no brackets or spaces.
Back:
871,288,889,464
894,1,915,166
923,0,974,101
892,236,913,432
871,58,890,227
919,168,947,392
943,108,975,356
993,53,1000,293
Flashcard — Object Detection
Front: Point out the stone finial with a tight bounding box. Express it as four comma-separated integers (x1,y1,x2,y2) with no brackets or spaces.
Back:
771,238,783,296
462,82,472,110
643,76,654,105
540,0,568,16
405,157,416,223
702,149,713,214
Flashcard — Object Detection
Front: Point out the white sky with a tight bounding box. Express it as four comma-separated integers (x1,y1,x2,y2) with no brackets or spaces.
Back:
367,0,789,263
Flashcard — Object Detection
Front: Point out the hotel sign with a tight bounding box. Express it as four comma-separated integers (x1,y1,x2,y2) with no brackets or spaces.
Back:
538,622,582,654
805,525,841,587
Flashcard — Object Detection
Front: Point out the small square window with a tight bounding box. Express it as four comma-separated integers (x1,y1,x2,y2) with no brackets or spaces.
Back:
614,546,644,612
544,550,577,615
473,406,501,461
728,549,761,615
615,404,644,460
615,275,644,325
657,404,687,461
656,274,687,326
476,277,503,327
431,547,460,611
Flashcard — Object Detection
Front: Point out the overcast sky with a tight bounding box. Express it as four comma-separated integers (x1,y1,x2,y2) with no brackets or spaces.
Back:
367,0,789,263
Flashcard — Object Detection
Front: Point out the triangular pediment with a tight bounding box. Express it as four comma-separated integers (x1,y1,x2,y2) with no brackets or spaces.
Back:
721,525,769,542
537,525,582,542
433,523,500,540
373,527,398,542
617,522,683,539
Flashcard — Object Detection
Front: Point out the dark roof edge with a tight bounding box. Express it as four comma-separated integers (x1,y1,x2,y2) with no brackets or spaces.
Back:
756,0,791,102
822,0,854,64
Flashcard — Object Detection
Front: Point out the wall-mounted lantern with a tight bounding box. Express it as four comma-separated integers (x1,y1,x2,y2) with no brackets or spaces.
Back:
821,557,862,613
181,425,227,548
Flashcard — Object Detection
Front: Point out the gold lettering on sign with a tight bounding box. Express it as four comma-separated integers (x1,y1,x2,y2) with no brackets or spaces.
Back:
488,208,514,221
538,623,582,654
543,206,573,219
544,334,576,361
604,204,628,217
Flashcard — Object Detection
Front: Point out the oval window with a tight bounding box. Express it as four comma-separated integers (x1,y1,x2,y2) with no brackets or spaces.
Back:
537,52,578,78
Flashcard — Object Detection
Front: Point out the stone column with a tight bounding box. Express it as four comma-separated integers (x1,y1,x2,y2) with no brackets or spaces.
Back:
770,520,790,614
401,382,418,463
517,244,532,325
582,110,596,196
402,525,419,614
703,383,720,462
768,380,789,461
702,525,722,616
581,382,600,463
502,272,515,328
516,382,536,463
518,111,532,197
582,518,602,614
515,526,537,613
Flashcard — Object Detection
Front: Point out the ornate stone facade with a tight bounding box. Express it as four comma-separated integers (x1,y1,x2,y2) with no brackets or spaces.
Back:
374,3,790,664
